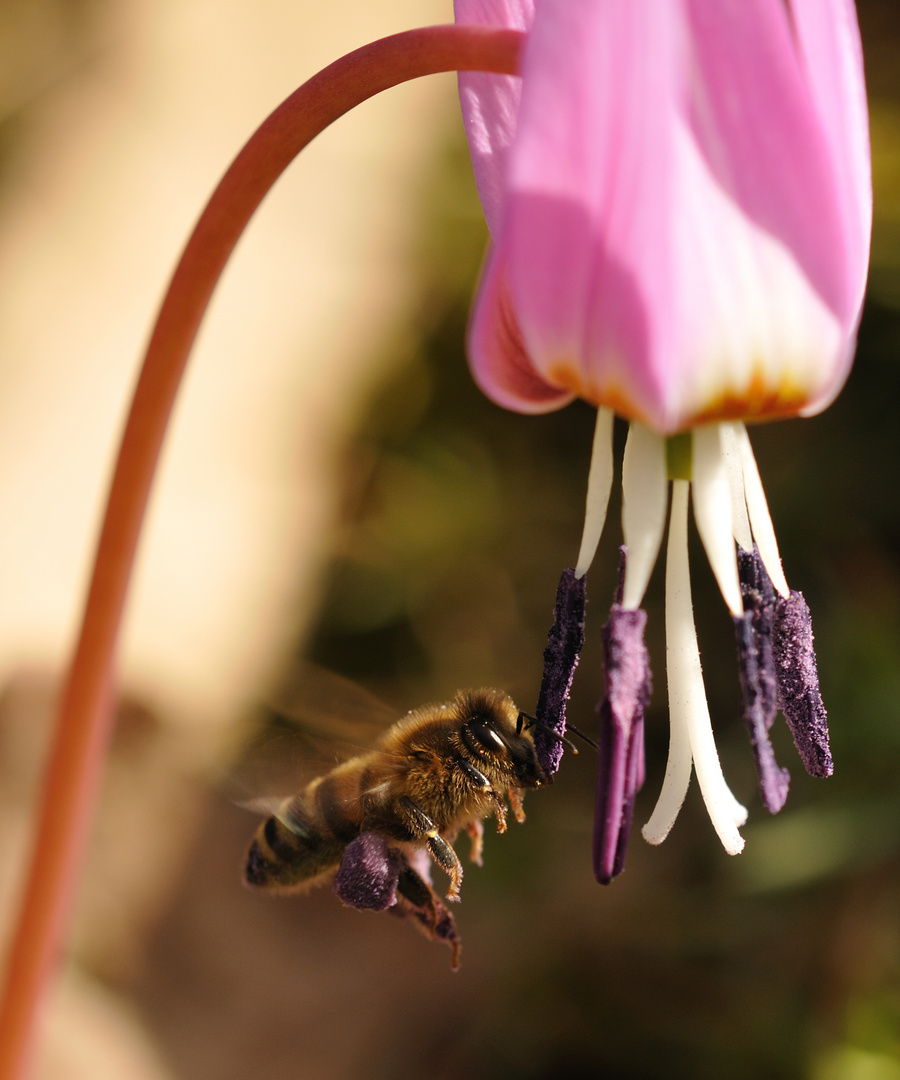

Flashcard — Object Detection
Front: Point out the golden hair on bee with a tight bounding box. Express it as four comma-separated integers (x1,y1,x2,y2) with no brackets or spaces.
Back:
243,686,547,969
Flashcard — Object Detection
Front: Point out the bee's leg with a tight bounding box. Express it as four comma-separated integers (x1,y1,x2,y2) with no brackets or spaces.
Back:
455,758,507,835
489,790,508,834
398,796,464,901
457,757,491,790
466,820,484,866
393,860,462,971
427,834,464,901
508,787,526,824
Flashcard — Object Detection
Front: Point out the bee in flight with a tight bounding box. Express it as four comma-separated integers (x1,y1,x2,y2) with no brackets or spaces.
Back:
244,686,548,969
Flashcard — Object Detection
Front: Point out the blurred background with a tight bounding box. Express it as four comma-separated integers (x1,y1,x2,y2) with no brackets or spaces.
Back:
1,0,899,1077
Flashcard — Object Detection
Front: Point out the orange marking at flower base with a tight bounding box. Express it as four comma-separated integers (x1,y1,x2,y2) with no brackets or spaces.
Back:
545,360,810,434
545,361,655,429
690,372,810,429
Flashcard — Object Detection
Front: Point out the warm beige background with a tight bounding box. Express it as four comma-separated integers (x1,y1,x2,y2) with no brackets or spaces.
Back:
0,0,457,1074
0,0,454,731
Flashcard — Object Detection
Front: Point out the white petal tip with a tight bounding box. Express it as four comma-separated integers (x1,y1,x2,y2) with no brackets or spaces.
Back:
641,821,673,847
574,408,614,575
710,809,747,855
703,794,748,854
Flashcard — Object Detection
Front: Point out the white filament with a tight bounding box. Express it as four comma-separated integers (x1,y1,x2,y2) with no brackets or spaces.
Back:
574,407,615,578
692,425,743,617
733,423,790,597
642,480,747,853
621,422,668,611
720,423,754,552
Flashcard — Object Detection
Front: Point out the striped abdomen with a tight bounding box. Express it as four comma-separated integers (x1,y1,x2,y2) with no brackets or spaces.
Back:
243,763,371,891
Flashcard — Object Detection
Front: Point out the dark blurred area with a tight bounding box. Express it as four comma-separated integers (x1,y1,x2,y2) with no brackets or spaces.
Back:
4,1,900,1078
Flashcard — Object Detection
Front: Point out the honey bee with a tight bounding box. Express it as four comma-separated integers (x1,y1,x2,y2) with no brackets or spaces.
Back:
243,686,547,968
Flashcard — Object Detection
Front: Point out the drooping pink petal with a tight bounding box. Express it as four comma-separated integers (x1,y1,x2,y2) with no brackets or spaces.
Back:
495,0,681,429
787,0,873,414
788,0,872,301
468,244,576,413
686,2,852,321
454,0,535,235
680,0,870,421
464,0,872,433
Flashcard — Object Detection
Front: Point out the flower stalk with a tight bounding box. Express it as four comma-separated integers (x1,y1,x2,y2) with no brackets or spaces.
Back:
0,25,523,1079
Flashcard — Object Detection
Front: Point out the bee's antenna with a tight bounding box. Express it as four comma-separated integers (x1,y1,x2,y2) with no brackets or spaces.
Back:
563,722,599,751
516,711,598,754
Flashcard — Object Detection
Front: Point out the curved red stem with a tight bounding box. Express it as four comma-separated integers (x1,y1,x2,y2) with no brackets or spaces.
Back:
0,24,522,1079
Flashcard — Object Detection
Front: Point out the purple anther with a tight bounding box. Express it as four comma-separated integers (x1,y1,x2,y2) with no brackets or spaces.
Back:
737,545,778,728
333,831,401,911
735,546,790,812
533,567,586,775
773,590,834,778
734,611,790,813
592,605,651,884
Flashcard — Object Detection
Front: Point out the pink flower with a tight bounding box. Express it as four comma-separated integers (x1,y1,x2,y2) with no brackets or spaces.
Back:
455,0,871,873
456,0,871,433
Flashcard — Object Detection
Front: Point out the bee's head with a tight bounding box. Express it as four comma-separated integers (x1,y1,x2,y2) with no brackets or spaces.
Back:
456,688,548,788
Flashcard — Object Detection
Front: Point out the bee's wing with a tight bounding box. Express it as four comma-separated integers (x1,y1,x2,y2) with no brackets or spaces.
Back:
230,664,406,811
268,662,400,743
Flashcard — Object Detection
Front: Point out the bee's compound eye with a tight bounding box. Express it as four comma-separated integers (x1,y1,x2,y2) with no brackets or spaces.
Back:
469,718,506,753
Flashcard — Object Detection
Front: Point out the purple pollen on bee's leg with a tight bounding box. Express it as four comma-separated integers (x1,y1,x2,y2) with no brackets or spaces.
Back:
592,605,651,884
773,590,834,779
735,546,790,813
533,567,586,775
333,831,402,911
